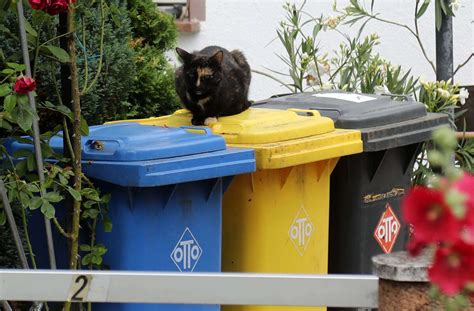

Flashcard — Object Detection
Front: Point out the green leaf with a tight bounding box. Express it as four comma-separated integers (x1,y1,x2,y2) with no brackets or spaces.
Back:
0,83,10,96
19,191,30,207
80,116,89,136
40,200,55,219
101,193,111,204
26,183,40,193
103,216,112,232
7,62,26,71
83,200,95,209
26,154,35,171
416,1,430,19
3,94,16,112
94,244,107,256
81,253,92,266
435,0,442,31
0,210,5,225
41,45,70,63
84,209,99,219
59,173,68,185
80,244,91,252
1,68,14,75
23,18,37,38
66,186,81,201
29,196,42,210
17,94,29,106
44,191,63,203
11,105,33,131
81,188,100,201
0,119,12,130
13,148,33,158
91,255,102,265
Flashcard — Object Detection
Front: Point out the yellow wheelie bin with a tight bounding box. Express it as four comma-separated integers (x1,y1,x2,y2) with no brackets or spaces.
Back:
107,108,362,311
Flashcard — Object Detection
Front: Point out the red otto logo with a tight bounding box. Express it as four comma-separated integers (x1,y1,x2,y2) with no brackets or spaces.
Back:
374,204,401,254
171,228,202,272
289,206,314,256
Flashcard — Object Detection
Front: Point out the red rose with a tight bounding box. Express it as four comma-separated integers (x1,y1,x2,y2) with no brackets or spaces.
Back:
402,186,461,244
428,240,474,295
44,0,69,15
28,0,50,10
14,76,36,95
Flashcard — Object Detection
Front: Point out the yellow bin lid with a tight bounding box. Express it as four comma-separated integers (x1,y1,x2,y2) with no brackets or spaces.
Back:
107,108,363,169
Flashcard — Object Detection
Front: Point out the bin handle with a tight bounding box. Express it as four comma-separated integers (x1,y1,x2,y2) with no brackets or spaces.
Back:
180,126,213,135
287,108,320,117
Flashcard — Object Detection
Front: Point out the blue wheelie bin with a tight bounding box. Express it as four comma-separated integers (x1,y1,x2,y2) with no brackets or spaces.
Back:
7,122,256,311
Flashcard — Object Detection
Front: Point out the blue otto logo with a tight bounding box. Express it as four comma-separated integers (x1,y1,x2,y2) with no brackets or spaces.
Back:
170,228,202,272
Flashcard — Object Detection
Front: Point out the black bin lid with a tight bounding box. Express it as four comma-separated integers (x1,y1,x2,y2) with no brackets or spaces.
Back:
254,91,450,151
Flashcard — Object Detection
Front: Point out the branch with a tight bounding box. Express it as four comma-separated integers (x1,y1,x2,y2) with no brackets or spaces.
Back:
454,53,474,76
252,69,295,92
81,0,105,95
361,10,436,74
52,217,72,239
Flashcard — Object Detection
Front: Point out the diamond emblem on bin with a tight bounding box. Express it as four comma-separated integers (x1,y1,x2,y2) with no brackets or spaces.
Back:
289,206,314,256
171,227,202,272
374,204,401,254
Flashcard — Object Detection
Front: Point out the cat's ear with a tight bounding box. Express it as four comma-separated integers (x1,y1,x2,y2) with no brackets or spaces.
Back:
211,50,224,66
176,47,193,63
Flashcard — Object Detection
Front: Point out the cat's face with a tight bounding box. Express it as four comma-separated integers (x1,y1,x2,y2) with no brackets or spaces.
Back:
176,48,223,96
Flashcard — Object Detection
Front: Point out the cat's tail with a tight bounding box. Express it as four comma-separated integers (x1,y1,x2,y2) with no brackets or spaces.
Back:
231,50,249,68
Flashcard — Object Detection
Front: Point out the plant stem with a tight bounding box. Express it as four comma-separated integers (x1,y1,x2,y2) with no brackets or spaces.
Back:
20,204,37,269
364,12,437,74
82,0,105,95
40,31,74,47
87,217,98,311
53,217,71,238
80,16,90,95
64,2,83,310
32,30,41,78
252,69,295,92
454,53,474,76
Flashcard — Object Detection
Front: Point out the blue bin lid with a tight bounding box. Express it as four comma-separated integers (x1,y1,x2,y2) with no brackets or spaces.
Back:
7,123,256,187
48,123,227,161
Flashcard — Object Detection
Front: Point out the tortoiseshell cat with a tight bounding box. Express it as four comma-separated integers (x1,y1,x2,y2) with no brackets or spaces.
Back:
175,46,251,126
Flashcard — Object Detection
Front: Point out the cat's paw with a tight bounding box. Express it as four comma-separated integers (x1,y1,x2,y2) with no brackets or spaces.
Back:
204,117,218,126
191,117,205,126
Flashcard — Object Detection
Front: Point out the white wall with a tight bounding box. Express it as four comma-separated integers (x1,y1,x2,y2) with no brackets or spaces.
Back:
174,0,473,100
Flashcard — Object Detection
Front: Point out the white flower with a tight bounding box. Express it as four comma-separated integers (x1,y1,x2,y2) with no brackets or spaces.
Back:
419,76,428,86
436,88,451,99
321,82,335,90
459,88,469,105
326,16,340,28
374,85,389,95
450,0,461,11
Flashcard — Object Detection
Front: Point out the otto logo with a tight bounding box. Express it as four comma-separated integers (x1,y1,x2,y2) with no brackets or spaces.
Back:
374,204,401,254
289,206,314,256
170,228,202,272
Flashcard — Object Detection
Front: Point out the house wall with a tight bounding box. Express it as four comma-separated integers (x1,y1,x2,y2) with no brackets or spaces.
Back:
173,0,473,100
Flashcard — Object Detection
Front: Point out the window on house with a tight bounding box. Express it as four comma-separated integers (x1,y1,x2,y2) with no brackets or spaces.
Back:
153,0,206,33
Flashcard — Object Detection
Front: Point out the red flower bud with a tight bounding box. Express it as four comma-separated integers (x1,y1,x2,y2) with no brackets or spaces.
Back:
44,0,69,15
14,76,36,95
28,0,50,10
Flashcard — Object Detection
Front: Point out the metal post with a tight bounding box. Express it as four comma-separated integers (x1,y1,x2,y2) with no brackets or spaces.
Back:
16,0,56,269
0,179,29,269
436,11,454,125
